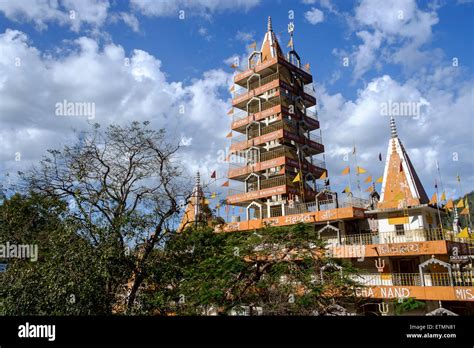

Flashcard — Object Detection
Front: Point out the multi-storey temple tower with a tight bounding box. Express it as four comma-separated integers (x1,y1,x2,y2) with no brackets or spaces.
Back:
226,17,326,221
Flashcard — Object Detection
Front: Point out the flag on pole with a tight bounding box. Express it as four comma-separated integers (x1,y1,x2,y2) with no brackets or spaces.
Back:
356,166,367,174
429,193,438,205
222,181,229,187
318,171,327,180
456,227,469,238
230,63,238,69
342,186,351,194
456,199,464,208
248,41,257,50
364,175,372,183
376,176,383,183
226,131,232,138
304,63,310,71
341,166,350,176
365,185,374,193
460,207,470,215
227,108,234,115
292,172,301,183
440,192,446,201
211,192,216,199
445,199,454,210
229,85,235,92
210,170,216,179
287,37,293,48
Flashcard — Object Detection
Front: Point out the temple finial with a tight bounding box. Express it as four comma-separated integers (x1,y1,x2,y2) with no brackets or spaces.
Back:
267,16,272,31
390,117,398,138
195,171,201,188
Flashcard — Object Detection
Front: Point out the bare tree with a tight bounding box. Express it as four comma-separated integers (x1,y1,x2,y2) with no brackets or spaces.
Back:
21,121,191,312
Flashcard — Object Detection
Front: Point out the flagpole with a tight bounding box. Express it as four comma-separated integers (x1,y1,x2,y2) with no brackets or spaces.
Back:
434,179,443,231
352,142,362,198
456,175,471,229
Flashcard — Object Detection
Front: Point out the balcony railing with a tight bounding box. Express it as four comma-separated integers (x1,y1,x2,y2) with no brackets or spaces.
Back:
304,84,316,98
224,194,369,222
322,228,474,247
350,272,473,287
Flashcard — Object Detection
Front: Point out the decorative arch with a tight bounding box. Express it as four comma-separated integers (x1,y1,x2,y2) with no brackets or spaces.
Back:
419,256,453,286
246,120,261,139
246,97,261,115
247,73,261,90
317,222,340,241
248,51,262,69
287,50,301,68
245,146,260,165
244,172,260,193
246,201,262,221
320,262,343,284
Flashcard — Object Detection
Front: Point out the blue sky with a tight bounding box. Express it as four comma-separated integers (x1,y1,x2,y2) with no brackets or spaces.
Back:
0,0,473,207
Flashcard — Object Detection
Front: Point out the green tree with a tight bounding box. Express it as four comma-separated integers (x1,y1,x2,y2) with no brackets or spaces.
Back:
139,223,362,316
0,193,111,315
19,121,190,312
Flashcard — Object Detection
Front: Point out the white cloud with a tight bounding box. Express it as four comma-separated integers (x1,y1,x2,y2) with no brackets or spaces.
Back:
317,72,473,196
235,30,254,42
0,29,233,187
130,0,260,18
348,0,439,79
305,8,324,25
0,0,110,32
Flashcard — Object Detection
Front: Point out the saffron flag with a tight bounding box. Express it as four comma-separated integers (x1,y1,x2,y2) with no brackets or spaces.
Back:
342,186,351,194
226,131,232,138
248,41,257,50
318,171,327,180
440,192,446,201
227,108,234,115
376,176,383,183
460,207,470,215
365,185,374,193
429,193,437,205
465,197,469,208
204,199,210,205
292,172,301,183
445,199,454,210
211,192,216,199
456,199,464,208
287,37,293,48
304,63,310,71
456,227,469,238
230,63,238,69
341,166,350,176
356,166,366,174
229,85,235,92
222,181,229,187
210,170,216,179
364,175,372,183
